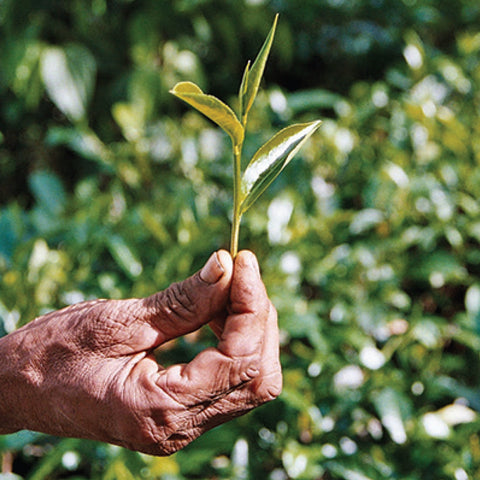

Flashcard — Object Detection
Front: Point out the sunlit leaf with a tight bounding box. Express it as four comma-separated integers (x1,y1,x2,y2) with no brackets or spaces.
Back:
40,44,96,123
373,388,410,445
350,208,384,235
148,456,180,476
112,102,145,142
466,284,480,317
46,127,111,167
326,462,376,480
240,120,321,213
107,236,143,279
436,403,476,426
241,14,278,121
287,88,344,113
170,81,244,147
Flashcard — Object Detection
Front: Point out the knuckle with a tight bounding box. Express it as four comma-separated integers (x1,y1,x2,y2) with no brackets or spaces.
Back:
159,281,196,322
137,422,162,446
80,299,140,352
71,300,117,350
256,372,283,403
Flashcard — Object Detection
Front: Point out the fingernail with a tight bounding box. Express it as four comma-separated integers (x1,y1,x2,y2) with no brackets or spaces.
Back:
200,252,224,284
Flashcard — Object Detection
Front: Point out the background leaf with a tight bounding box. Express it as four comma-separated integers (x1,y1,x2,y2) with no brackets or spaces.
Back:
107,236,143,279
28,170,66,217
40,44,96,123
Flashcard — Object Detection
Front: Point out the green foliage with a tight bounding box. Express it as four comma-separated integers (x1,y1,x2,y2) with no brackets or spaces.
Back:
2,0,480,479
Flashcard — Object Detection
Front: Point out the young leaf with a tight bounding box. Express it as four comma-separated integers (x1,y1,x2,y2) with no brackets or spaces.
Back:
238,60,250,120
170,81,244,147
241,14,278,122
240,120,321,213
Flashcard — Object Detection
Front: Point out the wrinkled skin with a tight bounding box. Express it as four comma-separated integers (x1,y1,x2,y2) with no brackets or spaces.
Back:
0,250,282,456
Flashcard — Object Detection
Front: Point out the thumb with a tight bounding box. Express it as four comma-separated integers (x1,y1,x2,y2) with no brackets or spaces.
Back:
141,250,233,344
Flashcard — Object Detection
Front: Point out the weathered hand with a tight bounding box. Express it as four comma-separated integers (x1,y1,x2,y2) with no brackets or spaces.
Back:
0,250,282,456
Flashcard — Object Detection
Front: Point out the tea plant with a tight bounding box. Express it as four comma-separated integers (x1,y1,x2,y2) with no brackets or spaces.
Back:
170,15,321,256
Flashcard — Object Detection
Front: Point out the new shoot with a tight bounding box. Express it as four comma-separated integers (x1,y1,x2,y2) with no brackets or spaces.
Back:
170,15,321,257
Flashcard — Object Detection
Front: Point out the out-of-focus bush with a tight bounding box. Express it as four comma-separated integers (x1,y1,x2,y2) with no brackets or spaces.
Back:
1,0,480,478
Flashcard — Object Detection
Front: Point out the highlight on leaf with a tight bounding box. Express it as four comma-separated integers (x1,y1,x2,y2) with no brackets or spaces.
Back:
170,81,244,147
239,120,322,214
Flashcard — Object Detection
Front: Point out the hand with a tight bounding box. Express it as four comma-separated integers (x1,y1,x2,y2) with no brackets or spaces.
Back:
0,250,282,456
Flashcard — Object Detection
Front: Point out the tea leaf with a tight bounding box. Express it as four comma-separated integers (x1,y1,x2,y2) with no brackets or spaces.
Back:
240,120,321,213
241,14,278,122
238,60,250,120
170,81,244,147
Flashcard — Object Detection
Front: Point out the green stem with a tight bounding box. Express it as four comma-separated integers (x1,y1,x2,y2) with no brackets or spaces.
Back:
230,210,241,258
230,144,243,257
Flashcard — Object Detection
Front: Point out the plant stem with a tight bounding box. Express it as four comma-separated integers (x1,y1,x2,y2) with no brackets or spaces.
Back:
230,210,241,258
230,144,242,257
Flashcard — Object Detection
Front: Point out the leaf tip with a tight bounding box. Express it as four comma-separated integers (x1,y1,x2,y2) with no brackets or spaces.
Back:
273,12,279,27
169,81,203,96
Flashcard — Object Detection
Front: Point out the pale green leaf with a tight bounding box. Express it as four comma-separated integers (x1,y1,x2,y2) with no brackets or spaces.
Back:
40,44,96,123
107,235,143,279
466,284,480,316
241,14,278,121
170,81,243,147
240,120,321,213
373,388,410,445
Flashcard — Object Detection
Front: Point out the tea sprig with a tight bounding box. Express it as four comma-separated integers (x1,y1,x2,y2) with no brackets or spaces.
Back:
170,15,321,257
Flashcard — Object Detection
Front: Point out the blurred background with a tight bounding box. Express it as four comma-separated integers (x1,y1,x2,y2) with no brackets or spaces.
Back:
1,0,480,478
